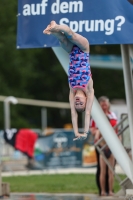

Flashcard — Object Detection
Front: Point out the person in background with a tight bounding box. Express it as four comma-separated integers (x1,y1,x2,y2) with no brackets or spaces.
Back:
43,21,94,141
90,96,119,196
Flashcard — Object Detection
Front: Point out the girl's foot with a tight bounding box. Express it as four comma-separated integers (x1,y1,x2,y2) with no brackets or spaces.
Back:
49,21,58,31
43,24,51,34
73,133,87,141
43,21,58,34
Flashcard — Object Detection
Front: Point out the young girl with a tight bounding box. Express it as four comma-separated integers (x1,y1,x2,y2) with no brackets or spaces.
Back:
43,21,94,141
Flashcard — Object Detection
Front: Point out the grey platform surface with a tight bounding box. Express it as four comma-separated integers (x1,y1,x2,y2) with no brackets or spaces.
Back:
8,193,125,200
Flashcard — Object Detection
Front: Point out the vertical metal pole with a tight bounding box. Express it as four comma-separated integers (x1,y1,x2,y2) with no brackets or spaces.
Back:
0,136,2,197
0,165,2,197
4,101,10,129
4,97,18,157
4,96,18,130
121,44,133,161
129,45,133,59
41,108,47,131
4,101,10,156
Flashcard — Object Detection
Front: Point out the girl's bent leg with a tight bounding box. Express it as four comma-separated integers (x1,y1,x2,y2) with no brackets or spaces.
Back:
44,21,89,53
43,21,70,36
43,21,73,53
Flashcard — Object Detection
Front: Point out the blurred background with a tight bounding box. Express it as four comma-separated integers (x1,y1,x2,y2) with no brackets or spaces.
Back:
0,1,133,198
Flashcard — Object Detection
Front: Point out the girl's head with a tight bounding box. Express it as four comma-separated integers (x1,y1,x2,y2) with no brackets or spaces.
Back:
98,96,110,113
74,90,86,112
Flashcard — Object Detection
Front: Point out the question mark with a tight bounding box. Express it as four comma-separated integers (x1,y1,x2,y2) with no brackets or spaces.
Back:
115,16,125,31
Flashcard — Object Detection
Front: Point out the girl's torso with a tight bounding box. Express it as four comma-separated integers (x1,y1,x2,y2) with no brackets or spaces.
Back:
68,45,91,92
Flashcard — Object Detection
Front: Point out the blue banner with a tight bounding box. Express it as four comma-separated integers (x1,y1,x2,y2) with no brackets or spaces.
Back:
17,0,133,48
34,130,97,168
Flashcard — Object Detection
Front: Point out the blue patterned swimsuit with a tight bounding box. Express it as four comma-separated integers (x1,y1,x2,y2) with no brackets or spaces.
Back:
68,45,91,89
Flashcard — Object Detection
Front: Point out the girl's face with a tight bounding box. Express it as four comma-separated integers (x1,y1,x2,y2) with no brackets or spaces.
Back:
74,96,86,110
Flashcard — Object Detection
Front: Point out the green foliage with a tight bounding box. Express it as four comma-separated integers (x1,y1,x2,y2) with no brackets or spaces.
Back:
92,68,125,100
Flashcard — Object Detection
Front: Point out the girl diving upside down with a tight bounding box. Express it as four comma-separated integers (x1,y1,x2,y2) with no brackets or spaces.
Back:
43,21,94,141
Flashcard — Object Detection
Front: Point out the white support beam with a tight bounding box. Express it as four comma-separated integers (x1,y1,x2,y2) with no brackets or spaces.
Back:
52,46,133,183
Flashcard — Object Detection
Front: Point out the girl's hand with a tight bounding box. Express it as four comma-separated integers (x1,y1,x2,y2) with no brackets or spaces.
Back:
73,132,87,141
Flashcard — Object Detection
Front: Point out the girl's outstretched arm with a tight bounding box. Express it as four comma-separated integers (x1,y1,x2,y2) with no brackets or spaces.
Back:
69,89,88,140
69,89,78,136
84,79,94,134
